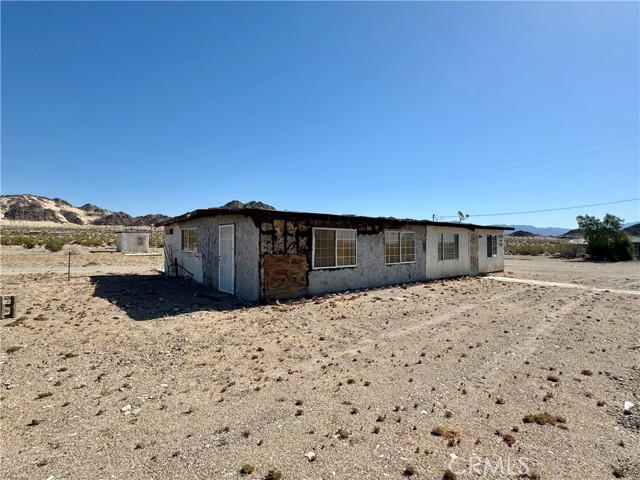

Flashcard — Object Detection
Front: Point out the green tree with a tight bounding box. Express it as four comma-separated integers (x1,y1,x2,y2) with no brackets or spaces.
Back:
576,214,633,261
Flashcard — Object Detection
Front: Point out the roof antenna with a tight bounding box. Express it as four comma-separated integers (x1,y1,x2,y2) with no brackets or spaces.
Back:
458,211,469,223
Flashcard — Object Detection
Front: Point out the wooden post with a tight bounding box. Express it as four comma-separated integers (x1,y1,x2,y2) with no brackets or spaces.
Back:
68,251,71,282
1,296,17,319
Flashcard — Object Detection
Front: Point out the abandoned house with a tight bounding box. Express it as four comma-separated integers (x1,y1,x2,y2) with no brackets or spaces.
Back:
159,207,513,302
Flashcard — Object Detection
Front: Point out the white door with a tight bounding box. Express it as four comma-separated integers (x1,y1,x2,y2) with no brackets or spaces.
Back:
219,225,235,294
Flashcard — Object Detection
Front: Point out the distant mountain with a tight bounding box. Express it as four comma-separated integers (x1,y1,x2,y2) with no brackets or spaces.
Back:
559,228,583,239
510,230,540,237
623,223,640,236
220,200,275,210
500,225,570,236
0,194,169,226
547,223,639,239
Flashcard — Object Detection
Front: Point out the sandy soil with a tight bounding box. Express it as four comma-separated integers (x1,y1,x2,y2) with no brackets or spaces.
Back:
1,249,638,479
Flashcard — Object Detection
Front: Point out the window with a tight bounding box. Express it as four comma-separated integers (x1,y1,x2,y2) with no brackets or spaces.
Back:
313,228,356,269
385,231,416,264
438,233,459,260
487,234,498,257
165,227,174,235
181,228,197,251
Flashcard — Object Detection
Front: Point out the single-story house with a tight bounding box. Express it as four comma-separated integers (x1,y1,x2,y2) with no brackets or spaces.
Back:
158,207,513,302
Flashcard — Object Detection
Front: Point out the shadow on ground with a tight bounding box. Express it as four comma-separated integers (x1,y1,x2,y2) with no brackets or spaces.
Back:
90,273,251,321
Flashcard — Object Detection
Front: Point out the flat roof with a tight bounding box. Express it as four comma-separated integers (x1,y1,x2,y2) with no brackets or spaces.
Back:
158,207,513,232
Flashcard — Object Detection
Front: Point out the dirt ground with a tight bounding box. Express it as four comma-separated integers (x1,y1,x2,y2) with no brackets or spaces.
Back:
1,248,638,479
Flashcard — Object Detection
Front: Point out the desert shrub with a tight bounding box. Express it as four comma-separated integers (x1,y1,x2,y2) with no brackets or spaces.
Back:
23,238,38,249
150,231,165,248
1,234,27,246
70,230,116,247
44,237,66,252
504,237,578,257
0,232,42,248
77,236,104,248
522,412,566,425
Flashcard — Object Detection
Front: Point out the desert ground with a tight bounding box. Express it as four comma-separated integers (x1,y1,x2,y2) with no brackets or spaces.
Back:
1,247,638,479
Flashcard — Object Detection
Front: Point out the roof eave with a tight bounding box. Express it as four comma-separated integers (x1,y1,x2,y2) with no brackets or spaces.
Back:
157,208,515,231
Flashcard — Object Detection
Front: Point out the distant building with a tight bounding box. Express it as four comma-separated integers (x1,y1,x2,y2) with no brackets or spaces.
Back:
629,236,640,258
116,232,150,253
159,207,513,302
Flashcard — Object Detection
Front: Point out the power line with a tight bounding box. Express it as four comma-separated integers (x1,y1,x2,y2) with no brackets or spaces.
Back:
308,134,639,202
438,198,640,219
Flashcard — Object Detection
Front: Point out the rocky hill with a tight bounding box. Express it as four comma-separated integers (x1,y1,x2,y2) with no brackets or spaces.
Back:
508,230,539,237
623,223,640,236
0,194,169,226
219,200,275,210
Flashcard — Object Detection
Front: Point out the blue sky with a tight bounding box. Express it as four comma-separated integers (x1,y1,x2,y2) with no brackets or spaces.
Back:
2,1,638,228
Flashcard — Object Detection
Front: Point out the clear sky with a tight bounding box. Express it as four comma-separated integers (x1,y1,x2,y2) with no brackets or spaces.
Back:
2,1,638,228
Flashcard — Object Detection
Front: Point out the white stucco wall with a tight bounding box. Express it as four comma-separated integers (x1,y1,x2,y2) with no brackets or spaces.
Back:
163,224,204,283
478,229,505,273
163,214,507,302
164,215,260,301
116,232,150,253
426,227,471,279
307,226,427,296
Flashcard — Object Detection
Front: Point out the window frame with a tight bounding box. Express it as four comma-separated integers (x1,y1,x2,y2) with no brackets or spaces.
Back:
181,228,198,252
312,227,357,270
384,230,416,265
438,232,459,261
487,234,498,257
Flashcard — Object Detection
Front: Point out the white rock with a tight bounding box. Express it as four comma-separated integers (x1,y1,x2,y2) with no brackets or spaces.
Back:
623,401,635,414
304,451,316,462
121,404,132,413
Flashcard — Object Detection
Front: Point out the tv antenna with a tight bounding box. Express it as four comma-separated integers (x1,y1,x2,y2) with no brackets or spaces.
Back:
457,211,469,223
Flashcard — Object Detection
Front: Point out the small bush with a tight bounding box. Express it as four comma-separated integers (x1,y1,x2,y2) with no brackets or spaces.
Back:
612,466,625,478
403,465,417,477
443,468,458,480
523,412,566,426
23,238,38,249
431,426,461,446
44,237,66,252
264,470,282,480
502,433,516,446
